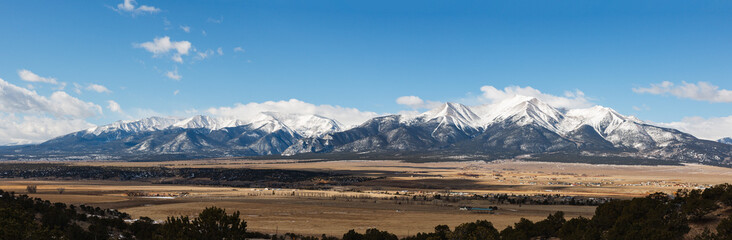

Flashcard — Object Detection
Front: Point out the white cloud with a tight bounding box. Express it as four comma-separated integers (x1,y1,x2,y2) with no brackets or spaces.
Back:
207,99,380,127
173,90,180,95
657,115,732,140
396,96,443,109
115,0,160,15
633,81,732,103
194,49,215,60
479,85,593,109
17,69,58,84
180,25,190,33
166,69,181,80
233,47,245,53
135,36,192,63
0,113,94,145
86,84,112,93
107,100,123,113
0,77,102,119
217,47,223,55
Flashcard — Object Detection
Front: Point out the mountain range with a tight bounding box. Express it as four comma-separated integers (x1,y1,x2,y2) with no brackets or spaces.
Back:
1,96,731,166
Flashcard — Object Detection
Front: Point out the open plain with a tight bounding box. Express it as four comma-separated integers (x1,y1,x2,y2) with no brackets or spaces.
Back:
1,159,730,236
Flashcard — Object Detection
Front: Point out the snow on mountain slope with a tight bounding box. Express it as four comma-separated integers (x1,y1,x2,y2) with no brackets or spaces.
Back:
248,114,297,137
84,112,343,138
86,116,182,135
172,115,246,130
718,137,732,145
563,105,690,149
563,106,631,135
84,96,693,154
474,96,565,132
416,102,481,131
254,112,342,137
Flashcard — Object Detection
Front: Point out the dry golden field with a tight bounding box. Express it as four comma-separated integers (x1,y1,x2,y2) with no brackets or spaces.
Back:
72,159,732,197
1,159,730,236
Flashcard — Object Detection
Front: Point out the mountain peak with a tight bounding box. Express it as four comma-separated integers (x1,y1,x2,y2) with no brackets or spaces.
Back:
477,95,564,131
719,137,732,145
416,102,482,131
564,105,633,136
251,112,342,137
171,115,242,130
422,102,479,121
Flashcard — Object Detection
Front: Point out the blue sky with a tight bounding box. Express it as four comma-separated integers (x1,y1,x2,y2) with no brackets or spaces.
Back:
1,0,732,144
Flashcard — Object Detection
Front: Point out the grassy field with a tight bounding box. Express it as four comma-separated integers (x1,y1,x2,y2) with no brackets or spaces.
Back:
70,159,732,197
0,179,596,236
1,159,730,237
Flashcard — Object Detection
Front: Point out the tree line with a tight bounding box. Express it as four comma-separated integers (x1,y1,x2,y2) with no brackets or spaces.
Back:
1,183,731,239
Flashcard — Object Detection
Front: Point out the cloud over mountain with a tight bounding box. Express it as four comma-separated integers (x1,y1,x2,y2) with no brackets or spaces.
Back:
634,81,732,103
206,99,380,127
0,78,102,118
479,85,593,109
657,115,732,140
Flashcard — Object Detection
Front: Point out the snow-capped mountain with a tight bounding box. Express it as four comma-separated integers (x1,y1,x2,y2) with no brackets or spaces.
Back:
84,113,341,139
417,102,481,132
86,116,182,135
251,112,342,138
2,96,731,166
476,96,565,132
719,137,732,145
0,112,345,160
284,96,732,166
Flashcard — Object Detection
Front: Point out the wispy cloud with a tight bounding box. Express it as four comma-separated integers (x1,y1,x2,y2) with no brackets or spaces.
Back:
657,115,732,140
72,83,82,94
207,99,380,127
86,84,112,93
633,81,732,103
477,85,593,109
194,49,215,61
632,104,650,111
207,16,224,24
395,96,443,109
135,36,192,63
107,100,123,113
17,69,58,84
166,68,181,80
114,0,160,15
233,47,245,53
180,25,190,33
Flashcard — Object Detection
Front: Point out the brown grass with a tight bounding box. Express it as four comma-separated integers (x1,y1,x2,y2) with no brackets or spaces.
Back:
1,159,730,236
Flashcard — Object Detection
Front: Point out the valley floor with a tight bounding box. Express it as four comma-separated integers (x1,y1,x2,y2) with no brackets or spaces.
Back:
0,159,730,237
